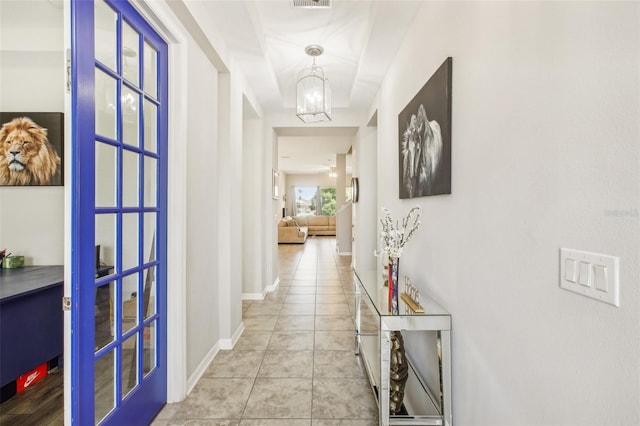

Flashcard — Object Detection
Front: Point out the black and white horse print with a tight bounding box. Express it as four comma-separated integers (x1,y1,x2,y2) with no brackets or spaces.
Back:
400,104,442,198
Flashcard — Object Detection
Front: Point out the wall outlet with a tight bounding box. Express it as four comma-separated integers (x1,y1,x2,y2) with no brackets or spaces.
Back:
560,248,619,307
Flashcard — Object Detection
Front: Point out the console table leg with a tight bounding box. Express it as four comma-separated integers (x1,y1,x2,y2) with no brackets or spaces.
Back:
379,330,391,426
440,330,453,426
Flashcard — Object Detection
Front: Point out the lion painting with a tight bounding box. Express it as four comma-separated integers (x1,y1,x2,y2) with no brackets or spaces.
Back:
0,116,61,186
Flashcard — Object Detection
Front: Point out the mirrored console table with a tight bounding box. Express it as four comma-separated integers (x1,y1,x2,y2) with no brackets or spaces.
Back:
353,269,452,426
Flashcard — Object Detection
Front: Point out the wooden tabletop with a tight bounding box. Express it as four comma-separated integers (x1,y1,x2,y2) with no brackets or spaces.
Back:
0,266,64,303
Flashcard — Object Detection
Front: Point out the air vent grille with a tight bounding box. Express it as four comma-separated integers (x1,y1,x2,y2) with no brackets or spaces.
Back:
292,0,331,9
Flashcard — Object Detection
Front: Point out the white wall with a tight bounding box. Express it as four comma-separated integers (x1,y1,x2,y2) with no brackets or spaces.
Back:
0,1,64,265
242,100,264,298
373,2,639,424
184,35,220,378
352,122,378,272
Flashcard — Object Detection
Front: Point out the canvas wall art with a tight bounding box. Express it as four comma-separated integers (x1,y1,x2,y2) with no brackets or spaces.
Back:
0,112,64,186
398,58,452,199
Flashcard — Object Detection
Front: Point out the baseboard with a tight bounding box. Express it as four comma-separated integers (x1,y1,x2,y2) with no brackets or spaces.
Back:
242,293,264,300
267,277,280,292
186,342,220,395
338,251,352,256
219,321,245,350
243,277,280,300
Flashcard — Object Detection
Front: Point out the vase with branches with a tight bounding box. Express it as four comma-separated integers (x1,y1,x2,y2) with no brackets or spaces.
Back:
378,206,421,314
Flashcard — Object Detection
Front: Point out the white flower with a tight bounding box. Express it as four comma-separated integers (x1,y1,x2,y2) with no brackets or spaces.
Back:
379,206,421,259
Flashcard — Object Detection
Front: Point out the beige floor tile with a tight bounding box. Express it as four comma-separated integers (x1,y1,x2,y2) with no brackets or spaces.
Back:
263,294,287,304
290,279,317,287
152,419,241,426
315,294,347,304
243,316,278,331
154,403,180,420
204,350,264,378
314,331,354,351
171,378,254,419
315,303,350,316
258,350,314,378
268,330,314,351
243,378,313,419
315,287,344,295
285,294,316,304
316,280,342,287
280,303,316,315
312,420,376,426
314,316,354,331
287,287,316,295
244,302,283,317
293,273,317,279
274,315,315,331
241,420,310,426
313,351,366,379
311,378,377,419
234,331,272,351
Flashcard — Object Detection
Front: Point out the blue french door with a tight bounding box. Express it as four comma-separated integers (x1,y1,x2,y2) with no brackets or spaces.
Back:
71,0,168,424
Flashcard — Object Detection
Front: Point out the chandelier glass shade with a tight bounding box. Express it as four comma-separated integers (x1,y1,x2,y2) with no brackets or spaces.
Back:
296,46,331,123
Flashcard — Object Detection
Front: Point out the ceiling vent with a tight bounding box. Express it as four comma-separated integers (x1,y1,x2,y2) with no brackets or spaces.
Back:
292,0,331,9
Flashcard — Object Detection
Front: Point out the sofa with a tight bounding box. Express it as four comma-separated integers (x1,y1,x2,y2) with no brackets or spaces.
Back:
278,217,308,244
293,215,336,236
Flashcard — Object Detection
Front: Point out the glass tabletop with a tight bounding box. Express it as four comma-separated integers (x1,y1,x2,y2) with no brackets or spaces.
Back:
354,269,450,318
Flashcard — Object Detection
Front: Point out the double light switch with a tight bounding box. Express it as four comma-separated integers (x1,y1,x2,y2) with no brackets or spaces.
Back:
560,248,619,306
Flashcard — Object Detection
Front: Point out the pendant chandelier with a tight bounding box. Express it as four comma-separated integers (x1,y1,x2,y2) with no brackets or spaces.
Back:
296,45,331,123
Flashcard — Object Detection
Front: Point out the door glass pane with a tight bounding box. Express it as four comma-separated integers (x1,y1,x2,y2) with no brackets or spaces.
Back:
143,212,156,263
142,266,156,319
95,350,115,424
95,281,115,351
144,156,157,207
95,141,116,207
143,41,157,98
122,149,139,207
122,333,138,398
95,69,117,140
95,214,117,273
122,213,139,271
143,99,157,153
143,320,157,376
122,274,138,333
94,0,117,70
122,21,140,86
121,86,139,147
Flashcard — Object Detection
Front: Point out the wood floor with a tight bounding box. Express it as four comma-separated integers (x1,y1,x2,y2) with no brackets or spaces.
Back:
0,368,63,426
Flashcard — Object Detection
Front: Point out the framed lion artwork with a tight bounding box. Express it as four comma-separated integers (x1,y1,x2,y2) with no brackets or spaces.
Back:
0,112,64,186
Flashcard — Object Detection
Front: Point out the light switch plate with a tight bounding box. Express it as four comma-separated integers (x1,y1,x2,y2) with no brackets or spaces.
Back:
560,248,619,307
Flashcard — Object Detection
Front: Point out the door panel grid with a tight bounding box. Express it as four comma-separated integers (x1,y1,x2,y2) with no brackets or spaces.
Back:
72,0,167,424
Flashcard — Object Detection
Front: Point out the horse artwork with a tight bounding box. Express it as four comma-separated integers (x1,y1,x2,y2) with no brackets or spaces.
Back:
398,58,452,199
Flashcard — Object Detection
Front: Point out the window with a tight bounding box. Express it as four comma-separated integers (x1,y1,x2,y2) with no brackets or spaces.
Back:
319,187,336,216
294,186,342,216
295,186,317,216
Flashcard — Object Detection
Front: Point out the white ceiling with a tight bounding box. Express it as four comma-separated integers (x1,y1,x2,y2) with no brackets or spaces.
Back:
188,0,422,174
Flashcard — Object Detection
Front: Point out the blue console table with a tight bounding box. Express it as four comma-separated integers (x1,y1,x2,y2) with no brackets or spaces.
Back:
0,266,64,392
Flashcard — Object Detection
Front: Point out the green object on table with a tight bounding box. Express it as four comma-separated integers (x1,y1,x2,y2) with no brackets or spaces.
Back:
2,256,24,269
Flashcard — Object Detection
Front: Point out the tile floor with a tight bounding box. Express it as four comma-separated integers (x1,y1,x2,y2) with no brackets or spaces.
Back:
152,236,378,426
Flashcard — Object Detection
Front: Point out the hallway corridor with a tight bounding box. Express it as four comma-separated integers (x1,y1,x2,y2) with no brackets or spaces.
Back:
152,236,378,425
